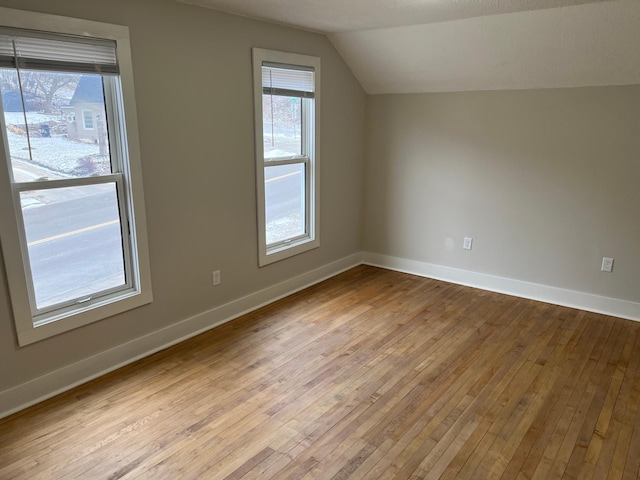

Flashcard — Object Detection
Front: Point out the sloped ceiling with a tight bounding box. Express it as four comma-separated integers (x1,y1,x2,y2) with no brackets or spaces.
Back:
178,0,640,94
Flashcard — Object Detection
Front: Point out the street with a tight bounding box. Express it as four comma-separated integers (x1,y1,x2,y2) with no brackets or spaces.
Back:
264,163,306,244
23,188,125,309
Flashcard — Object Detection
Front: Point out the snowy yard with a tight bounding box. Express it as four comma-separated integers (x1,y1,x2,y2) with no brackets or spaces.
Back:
266,211,303,245
3,110,109,177
4,112,62,124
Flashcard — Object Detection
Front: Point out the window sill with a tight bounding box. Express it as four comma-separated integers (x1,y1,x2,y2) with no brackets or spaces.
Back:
15,289,153,347
259,236,320,267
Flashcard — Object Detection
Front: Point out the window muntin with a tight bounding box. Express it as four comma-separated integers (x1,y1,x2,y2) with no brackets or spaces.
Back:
0,11,152,345
82,110,94,130
253,49,320,266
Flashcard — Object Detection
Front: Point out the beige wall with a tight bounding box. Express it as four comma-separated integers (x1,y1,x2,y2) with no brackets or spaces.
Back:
0,0,365,391
364,87,640,302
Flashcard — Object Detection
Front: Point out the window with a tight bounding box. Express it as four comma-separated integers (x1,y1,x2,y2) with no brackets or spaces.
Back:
82,110,94,130
252,49,320,266
0,8,152,346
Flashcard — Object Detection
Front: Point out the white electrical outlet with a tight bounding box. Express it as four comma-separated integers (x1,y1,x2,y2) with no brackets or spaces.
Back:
213,270,221,285
601,257,614,273
463,237,473,250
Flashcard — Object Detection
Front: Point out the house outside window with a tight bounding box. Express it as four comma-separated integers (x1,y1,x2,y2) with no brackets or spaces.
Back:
252,48,320,266
0,8,152,345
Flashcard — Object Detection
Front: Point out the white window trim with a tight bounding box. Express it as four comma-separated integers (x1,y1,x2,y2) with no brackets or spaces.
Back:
0,7,153,346
252,48,321,267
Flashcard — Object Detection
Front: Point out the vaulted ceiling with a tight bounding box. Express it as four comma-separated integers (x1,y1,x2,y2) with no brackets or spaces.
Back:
177,0,640,94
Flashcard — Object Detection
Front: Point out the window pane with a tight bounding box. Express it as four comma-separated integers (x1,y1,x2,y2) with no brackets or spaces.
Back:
2,69,111,182
265,163,306,245
263,94,302,159
20,183,126,310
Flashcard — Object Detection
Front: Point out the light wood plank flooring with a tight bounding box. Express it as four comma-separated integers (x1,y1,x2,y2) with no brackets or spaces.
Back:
1,265,640,479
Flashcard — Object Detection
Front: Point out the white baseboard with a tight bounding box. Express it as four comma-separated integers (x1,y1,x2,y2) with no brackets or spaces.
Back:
362,252,640,323
4,250,638,420
0,253,363,420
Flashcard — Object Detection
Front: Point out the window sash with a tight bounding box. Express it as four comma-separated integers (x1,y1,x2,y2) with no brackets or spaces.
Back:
4,73,126,186
264,157,310,250
20,176,134,324
261,95,311,161
264,156,309,166
12,173,121,193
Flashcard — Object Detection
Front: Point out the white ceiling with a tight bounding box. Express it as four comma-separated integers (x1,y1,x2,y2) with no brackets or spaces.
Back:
179,0,611,33
178,0,640,94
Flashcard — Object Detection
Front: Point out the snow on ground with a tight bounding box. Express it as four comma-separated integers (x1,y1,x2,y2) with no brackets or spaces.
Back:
3,111,109,176
4,112,63,125
266,212,303,245
5,130,107,176
265,147,300,159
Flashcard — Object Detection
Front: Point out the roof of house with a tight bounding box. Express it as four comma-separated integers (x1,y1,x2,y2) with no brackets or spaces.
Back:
69,75,103,105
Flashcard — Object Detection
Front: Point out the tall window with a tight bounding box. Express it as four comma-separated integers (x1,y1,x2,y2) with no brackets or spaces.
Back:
252,49,320,266
0,9,152,345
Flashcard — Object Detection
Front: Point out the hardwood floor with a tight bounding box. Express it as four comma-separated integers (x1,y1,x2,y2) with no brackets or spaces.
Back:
1,265,640,479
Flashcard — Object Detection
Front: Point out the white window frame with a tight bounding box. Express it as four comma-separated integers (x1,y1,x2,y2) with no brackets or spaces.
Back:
252,48,320,266
82,110,94,130
0,8,153,346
